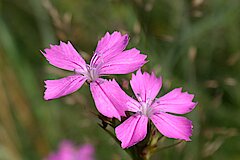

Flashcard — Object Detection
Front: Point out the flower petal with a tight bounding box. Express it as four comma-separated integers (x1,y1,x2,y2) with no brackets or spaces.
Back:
57,141,76,160
77,144,95,160
90,31,129,67
98,48,147,75
115,114,148,148
130,70,162,102
150,112,193,141
90,78,129,120
44,75,86,100
46,140,75,160
42,41,86,71
152,88,197,114
126,97,141,112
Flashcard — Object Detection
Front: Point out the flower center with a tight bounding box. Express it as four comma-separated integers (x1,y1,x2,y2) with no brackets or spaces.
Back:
75,64,99,82
139,99,153,117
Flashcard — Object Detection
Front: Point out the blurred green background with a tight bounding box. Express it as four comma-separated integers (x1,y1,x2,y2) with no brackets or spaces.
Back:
0,0,240,159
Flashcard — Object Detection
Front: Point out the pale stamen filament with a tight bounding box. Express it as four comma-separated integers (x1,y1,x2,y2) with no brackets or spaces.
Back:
139,98,154,117
75,64,99,82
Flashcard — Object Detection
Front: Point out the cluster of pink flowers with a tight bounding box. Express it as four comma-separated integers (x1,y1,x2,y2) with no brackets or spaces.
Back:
45,141,95,160
41,31,197,150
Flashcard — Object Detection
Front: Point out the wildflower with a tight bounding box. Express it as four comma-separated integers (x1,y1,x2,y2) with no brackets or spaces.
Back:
115,70,197,148
42,31,147,120
45,140,95,160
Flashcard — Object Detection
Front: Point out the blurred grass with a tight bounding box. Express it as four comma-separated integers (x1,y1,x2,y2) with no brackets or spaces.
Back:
0,0,240,160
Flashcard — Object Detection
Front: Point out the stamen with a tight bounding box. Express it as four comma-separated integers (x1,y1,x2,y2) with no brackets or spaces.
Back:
90,52,103,68
75,64,99,82
136,93,143,102
139,98,155,117
90,52,98,65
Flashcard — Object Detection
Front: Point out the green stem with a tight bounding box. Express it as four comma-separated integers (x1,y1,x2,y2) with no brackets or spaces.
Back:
156,140,184,152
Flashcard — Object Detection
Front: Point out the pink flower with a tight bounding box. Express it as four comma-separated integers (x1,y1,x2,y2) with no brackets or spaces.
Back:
42,31,147,120
45,140,95,160
115,70,197,148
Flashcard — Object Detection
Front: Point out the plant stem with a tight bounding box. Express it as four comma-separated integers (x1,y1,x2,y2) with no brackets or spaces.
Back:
156,140,184,152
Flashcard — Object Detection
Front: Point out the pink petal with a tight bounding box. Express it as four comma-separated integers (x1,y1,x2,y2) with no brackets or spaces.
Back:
77,144,95,160
45,141,95,160
57,141,76,160
126,97,141,112
46,140,75,160
90,78,129,120
150,112,193,141
90,31,129,67
42,41,86,71
115,114,148,148
98,48,147,75
130,70,162,102
44,75,86,100
152,88,197,114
